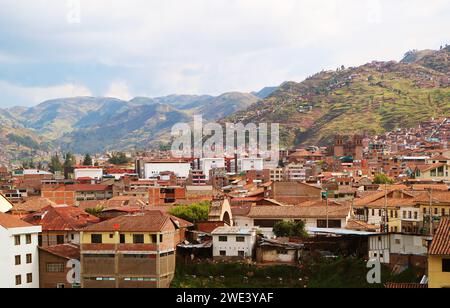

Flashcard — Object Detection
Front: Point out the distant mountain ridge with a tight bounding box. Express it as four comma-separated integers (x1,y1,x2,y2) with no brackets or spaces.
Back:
226,46,450,147
1,92,260,153
1,45,448,158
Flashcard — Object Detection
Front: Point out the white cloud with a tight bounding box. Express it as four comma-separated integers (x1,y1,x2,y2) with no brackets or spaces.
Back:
0,81,92,107
104,81,133,100
0,0,448,104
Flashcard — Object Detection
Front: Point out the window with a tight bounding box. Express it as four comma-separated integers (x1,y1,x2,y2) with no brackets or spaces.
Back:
120,234,126,244
219,236,228,242
109,234,114,239
15,275,22,286
236,236,245,242
151,234,158,243
238,251,245,258
414,212,418,220
160,234,163,243
219,250,226,256
26,234,32,244
38,235,42,247
443,259,450,273
46,263,65,273
56,235,65,245
26,254,32,264
133,234,145,244
91,234,102,244
14,235,21,246
15,255,21,265
26,273,32,284
57,283,66,289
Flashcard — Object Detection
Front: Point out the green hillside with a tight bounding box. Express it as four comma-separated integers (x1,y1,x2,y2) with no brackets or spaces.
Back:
228,47,450,147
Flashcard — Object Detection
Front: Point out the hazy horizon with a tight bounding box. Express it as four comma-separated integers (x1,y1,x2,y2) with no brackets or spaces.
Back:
0,0,449,107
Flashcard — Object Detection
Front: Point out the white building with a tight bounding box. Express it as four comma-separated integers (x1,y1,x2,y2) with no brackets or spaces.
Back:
74,168,103,180
0,194,13,213
368,233,430,264
200,158,225,180
144,161,191,179
239,158,264,172
0,212,41,288
211,227,257,260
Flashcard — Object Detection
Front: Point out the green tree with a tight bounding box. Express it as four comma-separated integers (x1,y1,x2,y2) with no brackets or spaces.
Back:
108,152,130,165
373,173,395,185
85,206,105,218
168,202,210,224
83,154,93,166
64,153,76,169
273,221,308,238
49,154,63,173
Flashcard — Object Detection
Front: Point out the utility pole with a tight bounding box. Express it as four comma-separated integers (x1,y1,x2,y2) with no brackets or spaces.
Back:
326,192,329,229
429,188,433,236
384,182,388,233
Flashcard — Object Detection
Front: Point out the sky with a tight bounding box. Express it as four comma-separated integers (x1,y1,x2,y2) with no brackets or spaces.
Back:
0,0,448,107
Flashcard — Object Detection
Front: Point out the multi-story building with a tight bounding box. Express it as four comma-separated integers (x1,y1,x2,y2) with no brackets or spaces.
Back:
22,205,100,247
80,210,192,288
270,168,284,182
200,158,225,180
211,227,257,260
0,212,41,288
74,167,104,181
428,218,450,288
143,159,191,179
38,244,80,288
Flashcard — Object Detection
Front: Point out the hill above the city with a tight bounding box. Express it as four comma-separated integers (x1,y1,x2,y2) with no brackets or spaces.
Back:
226,46,450,147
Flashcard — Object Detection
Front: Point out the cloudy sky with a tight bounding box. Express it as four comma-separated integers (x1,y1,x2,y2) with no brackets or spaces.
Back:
0,0,448,107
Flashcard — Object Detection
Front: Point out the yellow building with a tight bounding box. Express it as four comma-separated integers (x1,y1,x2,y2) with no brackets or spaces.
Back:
415,163,450,181
428,217,450,288
80,210,192,288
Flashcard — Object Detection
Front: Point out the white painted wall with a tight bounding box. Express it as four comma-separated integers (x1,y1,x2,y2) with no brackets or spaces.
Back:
144,162,191,179
0,194,13,213
212,229,257,259
239,158,264,172
0,226,41,288
200,158,225,180
74,168,103,180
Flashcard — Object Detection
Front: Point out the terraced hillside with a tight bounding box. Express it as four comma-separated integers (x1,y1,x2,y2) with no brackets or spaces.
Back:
227,47,450,147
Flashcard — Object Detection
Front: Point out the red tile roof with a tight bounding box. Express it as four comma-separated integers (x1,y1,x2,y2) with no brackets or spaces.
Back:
248,204,351,219
0,212,34,229
82,210,192,232
22,205,100,231
385,283,428,289
39,244,80,260
429,218,450,256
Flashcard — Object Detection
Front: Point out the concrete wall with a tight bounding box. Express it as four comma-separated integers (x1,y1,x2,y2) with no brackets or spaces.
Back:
144,163,191,179
0,226,41,288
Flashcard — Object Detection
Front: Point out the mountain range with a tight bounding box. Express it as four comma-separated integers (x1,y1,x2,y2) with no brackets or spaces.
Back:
229,46,450,147
0,92,263,157
0,46,448,162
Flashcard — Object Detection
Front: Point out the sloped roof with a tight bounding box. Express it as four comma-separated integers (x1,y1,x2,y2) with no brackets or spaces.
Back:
12,197,57,213
82,210,192,232
429,218,450,256
39,244,80,260
0,212,34,229
22,205,100,231
248,205,351,219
